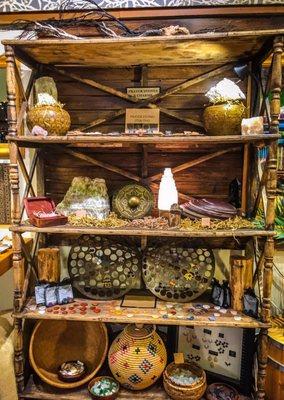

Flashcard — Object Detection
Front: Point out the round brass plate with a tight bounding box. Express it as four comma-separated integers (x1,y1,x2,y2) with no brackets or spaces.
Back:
143,243,215,302
68,235,141,300
112,184,154,220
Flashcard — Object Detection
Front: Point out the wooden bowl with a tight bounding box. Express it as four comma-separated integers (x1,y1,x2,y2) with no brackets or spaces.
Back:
88,376,120,400
29,320,108,389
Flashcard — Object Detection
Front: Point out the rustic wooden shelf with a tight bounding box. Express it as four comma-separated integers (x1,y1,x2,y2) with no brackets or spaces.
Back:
3,30,284,67
4,23,283,400
17,298,269,329
20,375,170,400
6,134,280,147
9,224,275,238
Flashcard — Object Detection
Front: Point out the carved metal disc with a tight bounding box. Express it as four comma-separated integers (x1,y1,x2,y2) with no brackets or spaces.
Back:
112,183,154,220
68,235,141,299
143,243,215,302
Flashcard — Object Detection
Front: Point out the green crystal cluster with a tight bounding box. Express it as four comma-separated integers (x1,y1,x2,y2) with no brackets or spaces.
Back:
90,378,119,397
56,177,110,218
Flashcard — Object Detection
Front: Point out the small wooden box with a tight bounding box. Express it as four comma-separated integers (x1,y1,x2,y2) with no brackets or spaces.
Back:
24,197,67,227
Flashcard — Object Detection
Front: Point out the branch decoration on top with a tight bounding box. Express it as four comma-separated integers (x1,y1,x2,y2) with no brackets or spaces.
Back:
16,0,190,40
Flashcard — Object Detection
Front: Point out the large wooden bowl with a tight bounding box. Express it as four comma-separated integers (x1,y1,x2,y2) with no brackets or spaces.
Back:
29,320,108,389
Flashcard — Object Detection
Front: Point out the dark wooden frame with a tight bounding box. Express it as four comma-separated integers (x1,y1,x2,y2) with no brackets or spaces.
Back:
4,30,283,399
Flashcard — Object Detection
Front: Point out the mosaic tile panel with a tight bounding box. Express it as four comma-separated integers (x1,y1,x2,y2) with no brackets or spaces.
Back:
0,0,283,13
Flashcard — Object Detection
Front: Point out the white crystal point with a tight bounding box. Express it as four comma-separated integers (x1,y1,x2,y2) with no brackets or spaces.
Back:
205,78,246,103
158,168,178,211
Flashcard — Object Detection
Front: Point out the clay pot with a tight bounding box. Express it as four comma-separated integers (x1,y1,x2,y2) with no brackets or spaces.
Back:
203,102,246,136
27,104,71,136
108,324,167,390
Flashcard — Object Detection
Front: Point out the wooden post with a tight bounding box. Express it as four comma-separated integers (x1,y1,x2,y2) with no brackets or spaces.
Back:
266,36,283,230
257,35,283,400
257,328,269,400
241,143,249,215
6,45,25,393
14,318,24,392
230,255,245,311
12,232,25,392
37,248,61,283
5,45,17,137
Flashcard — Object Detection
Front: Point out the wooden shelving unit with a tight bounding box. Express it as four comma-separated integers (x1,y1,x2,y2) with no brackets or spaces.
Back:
3,28,283,400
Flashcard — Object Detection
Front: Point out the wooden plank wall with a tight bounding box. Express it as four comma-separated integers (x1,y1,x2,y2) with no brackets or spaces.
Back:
44,63,246,209
49,66,245,133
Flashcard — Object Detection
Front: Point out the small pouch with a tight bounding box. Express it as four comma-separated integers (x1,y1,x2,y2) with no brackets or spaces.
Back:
45,284,58,307
222,280,231,309
243,288,259,319
58,278,74,305
211,278,224,307
35,283,49,306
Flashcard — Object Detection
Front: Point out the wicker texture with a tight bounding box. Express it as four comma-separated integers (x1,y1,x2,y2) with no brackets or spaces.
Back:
163,362,206,400
108,324,167,390
203,103,246,136
29,320,108,389
27,104,71,135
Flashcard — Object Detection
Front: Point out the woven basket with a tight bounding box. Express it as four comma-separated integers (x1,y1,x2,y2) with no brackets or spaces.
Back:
108,324,167,390
163,362,206,400
29,320,108,389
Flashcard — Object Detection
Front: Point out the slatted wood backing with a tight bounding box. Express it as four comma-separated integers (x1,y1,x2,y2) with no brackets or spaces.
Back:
49,65,246,133
39,63,245,206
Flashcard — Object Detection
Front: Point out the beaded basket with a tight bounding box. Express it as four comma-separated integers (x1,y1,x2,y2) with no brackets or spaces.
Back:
108,324,167,390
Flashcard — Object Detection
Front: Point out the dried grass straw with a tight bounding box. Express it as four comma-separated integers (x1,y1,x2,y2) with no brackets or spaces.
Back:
68,213,254,231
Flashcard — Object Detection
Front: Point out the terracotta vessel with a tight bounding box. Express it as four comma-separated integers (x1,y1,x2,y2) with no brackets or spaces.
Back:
27,104,71,136
108,324,167,390
203,102,246,136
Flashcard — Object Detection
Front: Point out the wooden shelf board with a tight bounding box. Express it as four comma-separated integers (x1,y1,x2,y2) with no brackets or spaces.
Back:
3,30,284,67
20,375,170,399
6,134,280,147
9,224,275,238
17,298,269,329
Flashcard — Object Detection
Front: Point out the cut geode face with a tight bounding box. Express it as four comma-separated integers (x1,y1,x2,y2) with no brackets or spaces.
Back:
56,176,110,219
